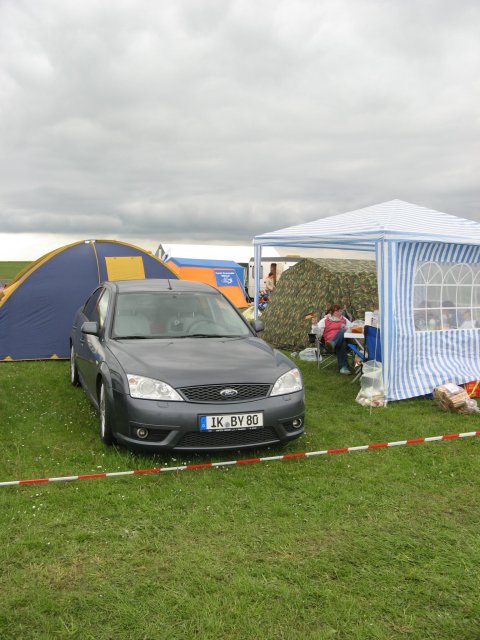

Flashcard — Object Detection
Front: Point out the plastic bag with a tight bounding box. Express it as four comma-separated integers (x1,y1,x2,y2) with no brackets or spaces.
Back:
361,361,383,394
242,305,256,321
298,347,320,362
356,361,385,407
356,392,385,408
349,320,365,334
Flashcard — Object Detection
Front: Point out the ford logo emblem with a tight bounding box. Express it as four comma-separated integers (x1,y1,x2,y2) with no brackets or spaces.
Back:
220,388,238,398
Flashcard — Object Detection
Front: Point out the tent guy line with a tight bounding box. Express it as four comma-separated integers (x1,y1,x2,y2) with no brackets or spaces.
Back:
1,429,478,488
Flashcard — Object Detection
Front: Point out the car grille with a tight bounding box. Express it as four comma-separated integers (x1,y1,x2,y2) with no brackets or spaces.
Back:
178,383,271,403
175,426,280,449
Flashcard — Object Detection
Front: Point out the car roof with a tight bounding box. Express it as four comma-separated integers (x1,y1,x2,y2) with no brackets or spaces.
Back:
108,279,219,294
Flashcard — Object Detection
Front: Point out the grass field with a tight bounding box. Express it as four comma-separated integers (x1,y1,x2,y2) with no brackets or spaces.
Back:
1,358,479,639
0,261,31,282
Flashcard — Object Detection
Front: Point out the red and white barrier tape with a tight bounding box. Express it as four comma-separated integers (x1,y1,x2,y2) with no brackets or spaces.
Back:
1,430,479,488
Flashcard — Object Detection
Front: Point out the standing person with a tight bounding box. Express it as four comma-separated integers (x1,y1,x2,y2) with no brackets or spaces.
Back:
312,304,352,374
264,272,275,293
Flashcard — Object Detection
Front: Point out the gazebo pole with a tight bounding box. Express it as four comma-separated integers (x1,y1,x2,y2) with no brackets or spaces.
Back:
253,243,262,320
375,237,389,403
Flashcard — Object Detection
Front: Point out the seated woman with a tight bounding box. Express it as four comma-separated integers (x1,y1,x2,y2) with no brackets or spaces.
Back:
311,304,352,375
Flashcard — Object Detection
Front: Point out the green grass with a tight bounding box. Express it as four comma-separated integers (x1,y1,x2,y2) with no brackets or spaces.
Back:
1,359,479,639
0,261,31,282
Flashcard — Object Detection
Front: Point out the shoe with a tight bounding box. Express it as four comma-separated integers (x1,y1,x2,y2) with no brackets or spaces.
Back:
339,366,351,375
325,340,335,353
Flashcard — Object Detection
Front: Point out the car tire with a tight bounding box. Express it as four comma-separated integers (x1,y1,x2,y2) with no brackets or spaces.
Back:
99,381,115,446
70,345,80,386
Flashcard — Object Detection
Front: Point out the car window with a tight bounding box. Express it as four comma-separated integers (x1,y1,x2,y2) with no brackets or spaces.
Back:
97,289,110,329
112,291,251,338
83,289,103,319
203,295,251,334
84,288,110,328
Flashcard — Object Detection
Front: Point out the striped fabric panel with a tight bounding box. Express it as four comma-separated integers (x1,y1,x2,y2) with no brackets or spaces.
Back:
390,242,480,401
255,239,376,251
254,200,480,247
376,239,397,404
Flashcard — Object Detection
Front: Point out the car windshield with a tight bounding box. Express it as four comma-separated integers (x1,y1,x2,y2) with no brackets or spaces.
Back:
112,291,252,339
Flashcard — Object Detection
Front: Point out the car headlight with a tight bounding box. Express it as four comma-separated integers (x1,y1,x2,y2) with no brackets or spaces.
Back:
270,368,303,396
127,374,183,401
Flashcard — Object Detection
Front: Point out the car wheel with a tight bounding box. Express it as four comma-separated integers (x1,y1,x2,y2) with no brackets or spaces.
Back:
99,381,115,446
70,344,80,386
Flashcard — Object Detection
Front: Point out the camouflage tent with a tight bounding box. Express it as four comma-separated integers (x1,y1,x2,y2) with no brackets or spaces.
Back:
262,258,378,349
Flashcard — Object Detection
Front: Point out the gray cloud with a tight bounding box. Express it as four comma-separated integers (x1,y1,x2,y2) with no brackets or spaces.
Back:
0,0,479,253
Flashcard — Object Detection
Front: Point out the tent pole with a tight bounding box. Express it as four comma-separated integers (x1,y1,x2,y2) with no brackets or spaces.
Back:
254,244,262,320
88,240,101,284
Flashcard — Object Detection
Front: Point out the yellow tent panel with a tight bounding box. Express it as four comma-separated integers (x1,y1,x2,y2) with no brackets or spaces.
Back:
105,256,145,281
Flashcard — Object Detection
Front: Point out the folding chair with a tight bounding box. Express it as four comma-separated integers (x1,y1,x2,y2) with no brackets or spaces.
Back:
347,325,382,382
307,332,336,369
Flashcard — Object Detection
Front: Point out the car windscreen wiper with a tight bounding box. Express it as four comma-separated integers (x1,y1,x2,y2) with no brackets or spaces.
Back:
114,335,149,339
187,334,229,338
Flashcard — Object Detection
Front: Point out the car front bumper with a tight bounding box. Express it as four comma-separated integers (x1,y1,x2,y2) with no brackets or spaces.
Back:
110,389,305,452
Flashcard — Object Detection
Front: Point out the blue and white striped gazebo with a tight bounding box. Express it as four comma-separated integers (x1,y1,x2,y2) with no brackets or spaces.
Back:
254,199,480,401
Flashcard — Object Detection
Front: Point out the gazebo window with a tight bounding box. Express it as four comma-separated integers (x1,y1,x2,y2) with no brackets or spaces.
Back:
413,261,480,331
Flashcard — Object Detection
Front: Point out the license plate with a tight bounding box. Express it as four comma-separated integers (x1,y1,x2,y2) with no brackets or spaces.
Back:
199,412,263,431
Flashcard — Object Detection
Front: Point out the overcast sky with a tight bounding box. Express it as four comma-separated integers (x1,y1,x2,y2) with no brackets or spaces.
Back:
1,0,479,259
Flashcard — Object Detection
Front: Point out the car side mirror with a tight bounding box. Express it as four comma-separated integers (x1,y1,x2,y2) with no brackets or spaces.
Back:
251,320,264,333
81,321,100,336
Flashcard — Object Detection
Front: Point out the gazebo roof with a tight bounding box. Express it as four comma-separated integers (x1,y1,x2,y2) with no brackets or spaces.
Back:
254,200,480,249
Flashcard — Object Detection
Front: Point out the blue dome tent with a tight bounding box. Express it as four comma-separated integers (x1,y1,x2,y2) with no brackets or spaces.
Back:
0,239,177,361
253,200,480,402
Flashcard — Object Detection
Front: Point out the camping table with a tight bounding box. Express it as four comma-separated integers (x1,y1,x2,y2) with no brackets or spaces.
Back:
316,331,365,370
344,331,365,350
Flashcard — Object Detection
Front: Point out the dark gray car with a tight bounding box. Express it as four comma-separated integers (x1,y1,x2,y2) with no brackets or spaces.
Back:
70,279,304,452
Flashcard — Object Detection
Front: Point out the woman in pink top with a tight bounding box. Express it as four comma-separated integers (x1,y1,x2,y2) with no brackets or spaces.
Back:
312,304,352,374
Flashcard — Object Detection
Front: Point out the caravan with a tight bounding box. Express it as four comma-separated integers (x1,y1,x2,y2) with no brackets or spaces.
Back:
246,256,300,299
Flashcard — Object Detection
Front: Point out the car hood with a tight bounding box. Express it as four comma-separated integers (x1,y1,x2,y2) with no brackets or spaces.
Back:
107,336,293,387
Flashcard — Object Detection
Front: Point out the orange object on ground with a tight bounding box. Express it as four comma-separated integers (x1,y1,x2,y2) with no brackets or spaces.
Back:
464,381,480,397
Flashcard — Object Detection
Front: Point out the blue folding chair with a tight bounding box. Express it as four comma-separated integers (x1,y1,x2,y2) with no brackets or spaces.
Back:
347,325,382,382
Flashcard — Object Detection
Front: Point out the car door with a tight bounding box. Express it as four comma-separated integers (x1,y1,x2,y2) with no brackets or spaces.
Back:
76,287,110,398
